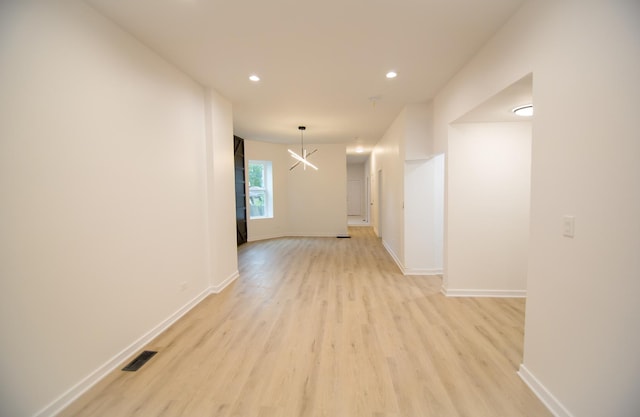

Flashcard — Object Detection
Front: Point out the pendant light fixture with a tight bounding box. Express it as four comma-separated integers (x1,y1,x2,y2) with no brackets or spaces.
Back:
288,126,318,171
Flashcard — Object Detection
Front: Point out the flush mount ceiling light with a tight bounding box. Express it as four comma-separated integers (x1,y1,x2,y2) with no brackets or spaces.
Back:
356,147,364,153
249,74,260,82
512,104,533,116
288,126,318,171
386,71,398,79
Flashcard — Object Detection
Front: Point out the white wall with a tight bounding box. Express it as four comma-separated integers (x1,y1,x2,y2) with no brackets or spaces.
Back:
347,162,365,181
370,104,442,274
370,110,405,262
287,144,348,237
205,89,239,290
433,2,640,416
0,3,237,416
404,155,444,275
404,102,433,160
245,140,348,239
446,122,531,295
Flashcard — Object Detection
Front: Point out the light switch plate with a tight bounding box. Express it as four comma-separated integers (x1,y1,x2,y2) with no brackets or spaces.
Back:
563,216,575,238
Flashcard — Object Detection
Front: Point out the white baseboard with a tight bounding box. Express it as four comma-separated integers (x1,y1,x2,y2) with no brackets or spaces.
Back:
35,285,217,417
347,222,370,227
381,241,442,276
382,240,404,274
247,233,283,242
249,233,351,241
442,288,526,298
210,270,239,294
404,268,443,276
286,232,349,238
518,364,574,417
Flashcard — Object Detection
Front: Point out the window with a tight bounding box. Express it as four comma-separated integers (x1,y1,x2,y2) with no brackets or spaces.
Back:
248,160,273,219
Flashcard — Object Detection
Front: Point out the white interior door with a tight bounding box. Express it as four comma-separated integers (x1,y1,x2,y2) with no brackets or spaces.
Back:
347,180,362,215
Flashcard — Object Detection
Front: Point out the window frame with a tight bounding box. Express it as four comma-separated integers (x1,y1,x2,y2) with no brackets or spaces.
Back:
248,160,273,219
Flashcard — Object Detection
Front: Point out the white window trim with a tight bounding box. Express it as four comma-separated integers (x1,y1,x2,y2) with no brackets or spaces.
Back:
248,160,273,220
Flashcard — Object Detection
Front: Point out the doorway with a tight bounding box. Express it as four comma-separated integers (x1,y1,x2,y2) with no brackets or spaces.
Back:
233,135,247,246
347,162,368,226
445,73,533,295
377,169,383,238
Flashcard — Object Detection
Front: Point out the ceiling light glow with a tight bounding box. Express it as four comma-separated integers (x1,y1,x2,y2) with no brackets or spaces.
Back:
512,104,533,116
356,147,364,153
386,71,397,79
249,74,260,82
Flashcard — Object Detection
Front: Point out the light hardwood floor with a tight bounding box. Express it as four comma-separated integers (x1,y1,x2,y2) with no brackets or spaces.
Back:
60,227,551,417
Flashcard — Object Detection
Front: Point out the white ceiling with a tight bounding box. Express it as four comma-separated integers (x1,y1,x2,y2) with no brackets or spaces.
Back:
87,0,526,158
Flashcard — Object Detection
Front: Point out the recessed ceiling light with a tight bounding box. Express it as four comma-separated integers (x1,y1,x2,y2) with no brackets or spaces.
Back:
249,74,260,82
512,104,533,116
386,71,397,79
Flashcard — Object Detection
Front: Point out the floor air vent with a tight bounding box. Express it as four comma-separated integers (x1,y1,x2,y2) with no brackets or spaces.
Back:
122,350,157,372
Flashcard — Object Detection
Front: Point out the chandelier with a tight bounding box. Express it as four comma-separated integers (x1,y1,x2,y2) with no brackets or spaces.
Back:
288,126,318,171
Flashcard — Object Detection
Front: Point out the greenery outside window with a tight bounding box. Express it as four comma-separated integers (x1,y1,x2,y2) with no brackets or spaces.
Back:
248,160,273,219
